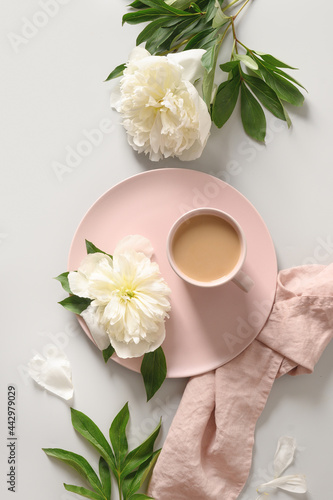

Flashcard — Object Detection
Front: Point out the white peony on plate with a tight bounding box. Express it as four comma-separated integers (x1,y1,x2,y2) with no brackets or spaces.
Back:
68,168,277,378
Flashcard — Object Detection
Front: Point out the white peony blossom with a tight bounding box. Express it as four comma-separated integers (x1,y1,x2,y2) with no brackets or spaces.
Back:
68,236,171,359
110,47,211,161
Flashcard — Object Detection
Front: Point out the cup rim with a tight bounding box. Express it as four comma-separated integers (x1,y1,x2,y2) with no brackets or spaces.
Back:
166,207,247,288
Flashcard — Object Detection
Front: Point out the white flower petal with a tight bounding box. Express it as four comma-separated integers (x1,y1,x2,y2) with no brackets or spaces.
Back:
111,337,149,358
110,48,150,111
111,321,165,359
257,474,307,493
110,85,122,111
110,48,211,161
69,253,114,301
113,235,154,258
81,304,110,350
167,49,206,83
273,436,297,477
28,347,74,400
68,270,91,298
178,81,211,161
128,46,151,63
79,252,113,279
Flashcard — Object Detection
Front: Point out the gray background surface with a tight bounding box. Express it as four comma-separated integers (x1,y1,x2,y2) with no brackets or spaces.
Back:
1,1,333,499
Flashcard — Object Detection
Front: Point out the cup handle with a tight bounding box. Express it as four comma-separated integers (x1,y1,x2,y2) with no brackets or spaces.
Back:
232,270,254,293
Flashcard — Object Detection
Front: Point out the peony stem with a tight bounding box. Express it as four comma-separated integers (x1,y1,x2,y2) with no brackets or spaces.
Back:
217,0,252,56
223,0,243,12
231,18,238,53
233,0,252,19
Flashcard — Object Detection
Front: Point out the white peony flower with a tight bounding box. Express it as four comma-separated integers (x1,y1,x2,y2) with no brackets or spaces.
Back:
68,237,171,359
110,47,211,161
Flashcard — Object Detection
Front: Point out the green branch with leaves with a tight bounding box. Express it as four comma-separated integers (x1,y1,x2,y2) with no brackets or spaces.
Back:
106,0,305,142
43,404,161,500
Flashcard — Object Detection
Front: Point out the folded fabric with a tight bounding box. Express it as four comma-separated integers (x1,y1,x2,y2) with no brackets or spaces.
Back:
148,264,333,500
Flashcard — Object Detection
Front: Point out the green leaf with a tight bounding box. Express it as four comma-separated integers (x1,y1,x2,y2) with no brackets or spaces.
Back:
219,60,239,72
134,0,196,16
201,36,221,107
136,17,174,45
157,17,205,54
58,295,92,314
279,97,292,128
104,63,126,82
240,82,266,142
121,419,161,479
204,0,219,22
43,448,103,494
122,450,161,500
70,408,116,474
253,57,304,106
271,67,306,91
264,69,304,106
146,22,183,53
170,0,192,9
138,0,178,10
233,53,258,71
85,240,113,259
54,272,71,294
129,0,147,7
184,27,217,50
64,484,104,500
241,73,287,121
212,3,230,28
188,2,202,13
212,72,241,128
254,51,297,69
102,344,115,363
254,55,306,90
123,9,164,25
155,17,200,53
99,457,111,499
109,403,129,469
202,68,215,108
201,44,216,72
140,347,167,401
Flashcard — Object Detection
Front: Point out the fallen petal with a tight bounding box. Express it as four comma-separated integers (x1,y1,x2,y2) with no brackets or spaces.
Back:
258,474,307,493
28,347,74,400
274,435,297,477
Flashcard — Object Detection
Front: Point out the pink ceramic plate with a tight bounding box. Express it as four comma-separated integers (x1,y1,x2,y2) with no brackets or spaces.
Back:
68,168,277,378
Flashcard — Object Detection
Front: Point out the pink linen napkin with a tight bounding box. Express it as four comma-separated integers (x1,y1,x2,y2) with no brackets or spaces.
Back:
148,264,333,500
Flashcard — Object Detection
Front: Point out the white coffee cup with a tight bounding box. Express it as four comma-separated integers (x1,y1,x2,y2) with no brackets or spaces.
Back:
167,207,254,292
